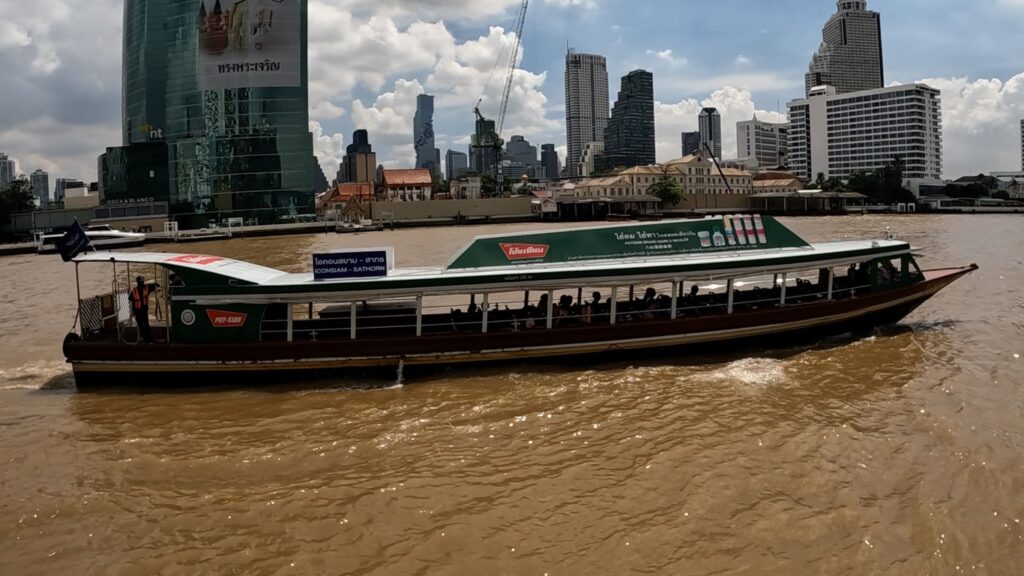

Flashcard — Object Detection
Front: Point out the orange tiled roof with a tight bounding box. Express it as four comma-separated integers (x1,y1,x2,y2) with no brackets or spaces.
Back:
382,169,432,186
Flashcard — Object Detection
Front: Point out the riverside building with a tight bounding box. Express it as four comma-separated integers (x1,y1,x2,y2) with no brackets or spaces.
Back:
786,84,943,187
805,0,884,97
103,0,314,227
565,50,609,178
737,116,790,169
1020,119,1023,170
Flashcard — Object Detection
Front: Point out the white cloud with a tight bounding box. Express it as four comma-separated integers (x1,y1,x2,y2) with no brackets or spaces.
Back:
655,87,786,162
646,49,685,66
913,73,1024,176
309,121,345,180
735,54,751,66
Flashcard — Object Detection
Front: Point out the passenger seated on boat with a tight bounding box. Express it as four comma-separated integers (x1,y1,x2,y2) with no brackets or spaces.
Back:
640,288,658,320
467,295,479,316
536,293,549,317
557,295,575,325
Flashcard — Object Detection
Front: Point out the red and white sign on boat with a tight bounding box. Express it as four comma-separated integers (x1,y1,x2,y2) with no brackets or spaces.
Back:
500,243,550,261
165,255,225,266
206,309,248,328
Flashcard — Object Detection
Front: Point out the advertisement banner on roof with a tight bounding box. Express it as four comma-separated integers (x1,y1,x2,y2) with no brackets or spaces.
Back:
313,248,395,281
446,215,810,270
196,0,302,90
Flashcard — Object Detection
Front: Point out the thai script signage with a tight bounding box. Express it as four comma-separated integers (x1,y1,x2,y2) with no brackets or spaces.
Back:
197,0,302,90
447,215,810,270
313,248,394,281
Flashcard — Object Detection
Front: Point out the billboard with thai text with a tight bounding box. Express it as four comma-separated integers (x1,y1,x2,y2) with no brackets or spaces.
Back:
197,0,302,90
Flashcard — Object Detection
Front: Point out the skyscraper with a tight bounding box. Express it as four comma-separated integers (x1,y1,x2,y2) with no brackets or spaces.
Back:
30,169,50,207
698,108,722,159
541,144,560,179
599,70,655,172
340,130,377,184
805,0,884,97
445,149,468,180
681,132,701,157
737,116,790,168
565,50,609,178
0,153,14,190
105,0,314,226
505,135,539,167
414,94,437,174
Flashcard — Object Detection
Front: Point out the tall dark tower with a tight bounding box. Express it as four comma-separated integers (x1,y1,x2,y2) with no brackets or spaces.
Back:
598,70,655,172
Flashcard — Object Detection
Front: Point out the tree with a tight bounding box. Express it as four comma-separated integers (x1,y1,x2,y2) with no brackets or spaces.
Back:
0,178,35,226
647,172,682,208
813,172,827,190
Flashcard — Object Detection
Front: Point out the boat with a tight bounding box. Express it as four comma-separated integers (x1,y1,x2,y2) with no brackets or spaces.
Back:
336,219,384,234
62,215,976,388
38,225,146,254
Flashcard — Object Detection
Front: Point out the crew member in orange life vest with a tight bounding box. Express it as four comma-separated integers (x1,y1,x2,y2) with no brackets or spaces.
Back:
130,276,154,343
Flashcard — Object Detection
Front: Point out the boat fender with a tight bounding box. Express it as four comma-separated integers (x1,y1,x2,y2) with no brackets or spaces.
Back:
62,332,81,356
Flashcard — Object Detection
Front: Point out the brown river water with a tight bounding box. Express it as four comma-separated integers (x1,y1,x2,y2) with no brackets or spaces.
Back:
1,215,1022,574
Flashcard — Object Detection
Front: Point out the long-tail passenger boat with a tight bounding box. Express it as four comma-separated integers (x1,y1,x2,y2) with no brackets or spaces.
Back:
63,216,976,388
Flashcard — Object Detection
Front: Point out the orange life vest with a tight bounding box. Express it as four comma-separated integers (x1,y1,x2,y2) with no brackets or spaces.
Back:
131,286,149,310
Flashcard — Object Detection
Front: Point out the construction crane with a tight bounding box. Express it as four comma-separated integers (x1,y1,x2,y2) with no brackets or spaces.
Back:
471,0,529,181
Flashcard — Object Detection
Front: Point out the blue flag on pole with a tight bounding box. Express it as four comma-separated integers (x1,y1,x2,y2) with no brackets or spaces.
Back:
55,220,92,262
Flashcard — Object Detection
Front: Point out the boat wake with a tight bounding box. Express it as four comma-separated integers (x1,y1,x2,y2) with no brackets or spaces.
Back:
0,361,76,391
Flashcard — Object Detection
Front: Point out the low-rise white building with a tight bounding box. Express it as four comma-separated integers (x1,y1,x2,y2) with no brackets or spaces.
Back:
787,83,943,189
737,116,790,169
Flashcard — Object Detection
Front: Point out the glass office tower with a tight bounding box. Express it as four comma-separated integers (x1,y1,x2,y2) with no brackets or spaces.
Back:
115,0,313,227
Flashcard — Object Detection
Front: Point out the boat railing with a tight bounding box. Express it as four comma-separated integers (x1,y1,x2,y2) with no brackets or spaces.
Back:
257,280,876,342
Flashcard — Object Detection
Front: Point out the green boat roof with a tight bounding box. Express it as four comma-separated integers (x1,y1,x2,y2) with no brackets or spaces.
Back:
74,216,914,301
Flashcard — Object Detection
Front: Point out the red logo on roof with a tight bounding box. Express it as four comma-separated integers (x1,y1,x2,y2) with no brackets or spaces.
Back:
165,255,224,266
500,243,550,261
206,309,248,328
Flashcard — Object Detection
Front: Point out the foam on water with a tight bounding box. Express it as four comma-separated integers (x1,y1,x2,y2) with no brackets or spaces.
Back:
702,357,788,389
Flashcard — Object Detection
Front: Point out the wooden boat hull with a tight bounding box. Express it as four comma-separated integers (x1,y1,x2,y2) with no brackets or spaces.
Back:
65,267,973,389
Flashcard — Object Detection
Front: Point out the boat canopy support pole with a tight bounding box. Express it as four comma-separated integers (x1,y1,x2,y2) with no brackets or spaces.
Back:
350,302,357,340
482,294,489,334
727,279,735,314
780,273,788,306
546,290,554,330
671,280,679,320
827,268,835,300
610,287,618,325
74,262,82,336
416,296,423,337
286,305,294,342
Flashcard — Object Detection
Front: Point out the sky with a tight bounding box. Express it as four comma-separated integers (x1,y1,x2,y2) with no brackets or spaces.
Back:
1,0,1023,183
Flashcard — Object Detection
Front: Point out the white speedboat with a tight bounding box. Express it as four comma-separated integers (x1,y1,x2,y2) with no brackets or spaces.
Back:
37,225,147,254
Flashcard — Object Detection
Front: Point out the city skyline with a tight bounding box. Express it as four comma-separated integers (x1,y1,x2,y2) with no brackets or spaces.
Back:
1,0,1023,181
